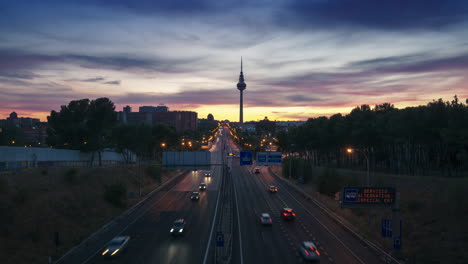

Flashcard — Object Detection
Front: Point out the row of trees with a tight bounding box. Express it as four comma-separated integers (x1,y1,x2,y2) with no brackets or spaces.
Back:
277,96,468,177
47,98,217,165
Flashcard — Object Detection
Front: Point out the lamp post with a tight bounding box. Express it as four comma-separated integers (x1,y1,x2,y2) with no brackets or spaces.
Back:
346,148,370,186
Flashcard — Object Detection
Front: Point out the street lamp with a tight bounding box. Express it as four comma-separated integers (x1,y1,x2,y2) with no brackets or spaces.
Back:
161,142,166,148
346,148,370,186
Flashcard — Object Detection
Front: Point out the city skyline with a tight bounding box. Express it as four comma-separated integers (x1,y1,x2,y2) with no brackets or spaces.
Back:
1,1,468,122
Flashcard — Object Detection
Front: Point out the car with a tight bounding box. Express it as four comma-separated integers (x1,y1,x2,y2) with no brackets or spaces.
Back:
204,172,211,177
190,191,200,200
280,208,296,221
254,168,260,174
199,183,207,190
170,219,186,235
260,213,272,225
269,186,278,193
298,241,321,262
101,236,130,257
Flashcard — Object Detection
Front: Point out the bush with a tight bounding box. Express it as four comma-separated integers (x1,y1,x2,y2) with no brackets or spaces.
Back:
64,168,79,185
145,166,162,183
0,176,9,193
316,168,343,196
407,199,425,213
104,183,127,208
13,187,30,204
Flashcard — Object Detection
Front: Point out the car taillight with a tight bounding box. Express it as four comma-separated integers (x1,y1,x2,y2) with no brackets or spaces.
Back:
269,219,272,222
304,250,309,255
283,213,287,216
316,250,320,255
292,213,296,216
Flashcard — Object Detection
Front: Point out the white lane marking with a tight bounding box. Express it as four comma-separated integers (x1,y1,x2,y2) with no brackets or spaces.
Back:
277,180,367,264
232,164,245,264
82,184,177,264
202,150,224,264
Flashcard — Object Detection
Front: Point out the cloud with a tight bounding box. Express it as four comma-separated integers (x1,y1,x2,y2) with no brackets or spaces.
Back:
278,0,468,31
64,77,120,85
103,80,120,85
348,53,468,74
0,49,202,76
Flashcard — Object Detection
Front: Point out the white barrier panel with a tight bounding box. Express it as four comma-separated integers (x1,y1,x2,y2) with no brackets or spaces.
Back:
0,146,135,162
162,151,211,170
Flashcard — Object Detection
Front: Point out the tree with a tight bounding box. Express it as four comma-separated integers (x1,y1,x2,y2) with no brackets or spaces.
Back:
47,98,117,165
0,125,25,146
277,96,468,177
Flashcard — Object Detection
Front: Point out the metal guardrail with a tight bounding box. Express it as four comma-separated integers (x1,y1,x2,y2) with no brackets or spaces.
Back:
268,167,401,264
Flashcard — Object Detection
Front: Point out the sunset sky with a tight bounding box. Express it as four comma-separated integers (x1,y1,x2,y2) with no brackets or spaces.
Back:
1,0,468,122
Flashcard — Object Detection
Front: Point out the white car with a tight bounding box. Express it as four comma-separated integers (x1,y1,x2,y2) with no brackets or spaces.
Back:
101,236,130,257
204,172,211,177
298,241,321,262
170,219,186,235
260,213,272,225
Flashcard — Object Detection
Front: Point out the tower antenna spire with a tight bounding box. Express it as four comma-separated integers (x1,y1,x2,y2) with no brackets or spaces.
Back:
241,56,243,73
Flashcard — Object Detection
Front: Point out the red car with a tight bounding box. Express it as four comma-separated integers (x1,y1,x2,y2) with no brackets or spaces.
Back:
269,186,278,193
280,208,296,221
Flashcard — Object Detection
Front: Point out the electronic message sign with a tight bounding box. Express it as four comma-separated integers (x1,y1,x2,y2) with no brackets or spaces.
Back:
341,187,395,208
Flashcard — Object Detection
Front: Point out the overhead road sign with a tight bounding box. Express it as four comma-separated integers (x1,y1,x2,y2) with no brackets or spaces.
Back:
256,152,282,165
342,187,396,208
240,152,253,165
163,151,211,170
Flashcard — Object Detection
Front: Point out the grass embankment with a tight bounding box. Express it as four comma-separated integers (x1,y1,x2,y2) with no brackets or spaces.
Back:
270,165,468,264
0,165,180,264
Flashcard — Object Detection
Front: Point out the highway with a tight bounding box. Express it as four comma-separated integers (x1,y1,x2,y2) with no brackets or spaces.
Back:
59,129,226,264
59,126,386,264
227,127,384,264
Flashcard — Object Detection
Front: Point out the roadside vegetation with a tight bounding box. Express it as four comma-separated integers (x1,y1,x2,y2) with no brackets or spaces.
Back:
0,166,180,264
275,95,468,264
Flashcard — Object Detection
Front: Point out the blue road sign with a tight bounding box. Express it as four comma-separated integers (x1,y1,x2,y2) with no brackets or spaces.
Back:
257,153,267,165
381,219,392,237
267,152,282,165
343,188,359,203
393,236,402,250
240,152,253,166
216,232,224,247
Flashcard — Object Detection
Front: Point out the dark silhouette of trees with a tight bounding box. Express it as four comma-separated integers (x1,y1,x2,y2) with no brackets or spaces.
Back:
0,125,25,146
279,96,468,177
47,98,117,165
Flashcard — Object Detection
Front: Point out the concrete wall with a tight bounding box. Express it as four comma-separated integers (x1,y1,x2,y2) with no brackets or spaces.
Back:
0,146,135,170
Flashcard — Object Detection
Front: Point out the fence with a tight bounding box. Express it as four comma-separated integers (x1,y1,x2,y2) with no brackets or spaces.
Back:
0,146,135,171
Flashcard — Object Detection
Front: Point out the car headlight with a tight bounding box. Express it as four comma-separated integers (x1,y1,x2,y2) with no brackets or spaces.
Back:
102,249,109,256
179,229,183,233
170,228,174,232
111,249,119,256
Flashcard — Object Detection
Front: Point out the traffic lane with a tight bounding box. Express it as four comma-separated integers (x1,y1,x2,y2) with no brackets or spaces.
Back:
87,189,189,264
233,162,296,264
231,162,265,263
259,169,383,264
244,166,333,264
255,169,363,263
88,159,223,263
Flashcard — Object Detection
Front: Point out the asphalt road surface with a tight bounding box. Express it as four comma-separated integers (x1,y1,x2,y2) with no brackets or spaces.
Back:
59,126,386,264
